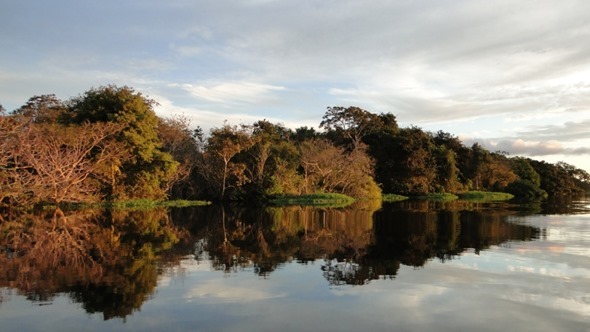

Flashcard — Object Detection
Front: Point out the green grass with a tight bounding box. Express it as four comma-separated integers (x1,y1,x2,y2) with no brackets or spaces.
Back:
416,193,459,201
382,194,410,202
269,193,356,207
103,199,211,209
457,191,514,202
49,199,211,211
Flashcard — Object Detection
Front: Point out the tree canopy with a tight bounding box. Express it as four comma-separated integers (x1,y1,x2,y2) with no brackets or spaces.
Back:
2,86,589,216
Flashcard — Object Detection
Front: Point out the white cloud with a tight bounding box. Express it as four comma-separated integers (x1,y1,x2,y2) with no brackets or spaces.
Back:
184,279,286,303
2,0,590,171
463,137,590,157
180,81,286,105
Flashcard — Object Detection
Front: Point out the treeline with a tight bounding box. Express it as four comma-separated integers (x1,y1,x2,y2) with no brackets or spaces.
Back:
1,85,589,211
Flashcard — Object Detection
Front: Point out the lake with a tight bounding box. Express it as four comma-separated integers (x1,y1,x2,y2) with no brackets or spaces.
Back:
1,198,589,331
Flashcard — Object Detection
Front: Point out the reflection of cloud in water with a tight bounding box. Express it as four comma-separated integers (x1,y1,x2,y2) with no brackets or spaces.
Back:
171,259,287,303
158,256,213,287
184,279,287,303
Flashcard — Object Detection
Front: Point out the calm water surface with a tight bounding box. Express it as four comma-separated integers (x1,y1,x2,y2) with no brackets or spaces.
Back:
1,198,589,331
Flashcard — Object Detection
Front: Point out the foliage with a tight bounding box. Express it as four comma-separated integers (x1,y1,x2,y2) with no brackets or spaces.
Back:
3,88,589,213
320,106,397,150
100,199,211,210
298,139,380,198
416,193,459,201
12,94,68,124
504,180,548,201
67,85,178,200
457,191,515,202
157,115,201,198
196,123,254,200
268,193,355,207
0,119,121,207
0,208,187,319
239,120,302,198
528,159,585,196
382,194,410,202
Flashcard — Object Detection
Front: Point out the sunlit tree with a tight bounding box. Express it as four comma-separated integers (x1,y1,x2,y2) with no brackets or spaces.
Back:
67,85,178,199
198,123,254,200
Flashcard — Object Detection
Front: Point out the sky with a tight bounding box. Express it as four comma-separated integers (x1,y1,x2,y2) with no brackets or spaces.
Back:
1,0,589,171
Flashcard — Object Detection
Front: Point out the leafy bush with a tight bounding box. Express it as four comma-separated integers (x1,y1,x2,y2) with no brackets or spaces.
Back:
269,193,355,207
382,194,409,202
417,193,459,201
505,180,548,201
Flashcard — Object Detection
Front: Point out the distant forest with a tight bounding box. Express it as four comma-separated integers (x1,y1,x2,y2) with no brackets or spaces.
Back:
1,85,589,211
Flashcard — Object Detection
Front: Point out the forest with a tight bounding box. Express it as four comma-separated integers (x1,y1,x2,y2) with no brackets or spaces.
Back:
1,85,589,215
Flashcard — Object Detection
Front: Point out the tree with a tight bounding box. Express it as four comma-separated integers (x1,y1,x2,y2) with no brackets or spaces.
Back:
320,106,396,150
67,85,178,199
376,127,437,195
0,117,122,211
298,139,379,197
511,157,541,187
238,120,300,198
12,94,67,124
291,126,320,142
157,115,201,198
0,113,31,208
199,123,254,200
478,152,517,191
434,145,462,193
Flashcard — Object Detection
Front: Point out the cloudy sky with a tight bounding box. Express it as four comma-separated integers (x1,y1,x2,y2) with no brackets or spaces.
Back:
1,0,589,171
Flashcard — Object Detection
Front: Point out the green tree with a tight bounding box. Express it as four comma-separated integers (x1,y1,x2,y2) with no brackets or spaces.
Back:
528,160,582,196
434,145,462,193
67,85,178,199
198,123,254,200
291,126,320,142
320,106,397,150
12,94,67,124
511,157,541,187
466,143,487,190
157,115,201,198
377,127,437,195
239,120,301,198
556,161,590,190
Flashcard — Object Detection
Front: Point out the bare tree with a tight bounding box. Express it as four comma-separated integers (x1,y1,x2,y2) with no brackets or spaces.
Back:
299,139,380,197
4,122,122,206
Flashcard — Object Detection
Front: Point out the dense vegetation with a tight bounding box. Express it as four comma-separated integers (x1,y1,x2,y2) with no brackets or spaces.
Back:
1,85,589,216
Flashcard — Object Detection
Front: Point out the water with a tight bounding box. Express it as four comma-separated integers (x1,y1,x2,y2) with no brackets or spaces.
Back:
1,198,589,331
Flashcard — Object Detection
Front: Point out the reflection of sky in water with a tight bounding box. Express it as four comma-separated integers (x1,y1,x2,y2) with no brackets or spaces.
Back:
1,214,589,332
133,214,590,331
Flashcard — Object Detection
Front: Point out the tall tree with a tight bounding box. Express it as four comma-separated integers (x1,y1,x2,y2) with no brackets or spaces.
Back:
511,157,542,187
377,127,437,195
199,123,254,200
157,115,201,198
239,120,300,198
320,106,396,150
67,85,178,199
12,94,67,124
434,145,462,193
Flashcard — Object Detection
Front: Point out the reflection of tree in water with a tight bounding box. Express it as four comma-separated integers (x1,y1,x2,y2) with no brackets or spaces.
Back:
0,208,186,320
179,201,377,277
369,203,540,266
0,201,546,317
181,201,540,287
